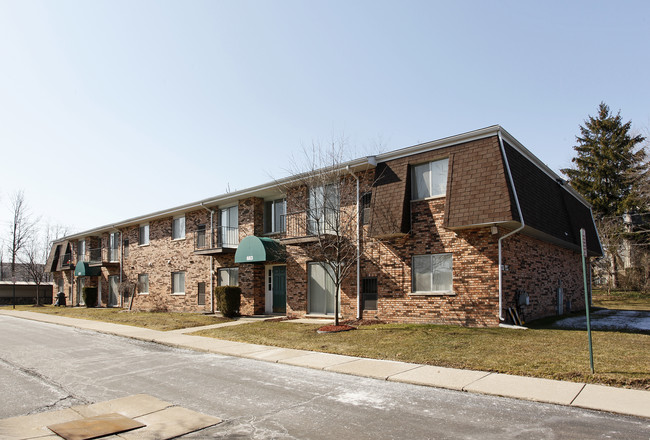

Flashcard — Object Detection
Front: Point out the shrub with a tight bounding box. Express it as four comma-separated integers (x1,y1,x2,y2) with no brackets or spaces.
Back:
82,287,98,308
214,285,241,317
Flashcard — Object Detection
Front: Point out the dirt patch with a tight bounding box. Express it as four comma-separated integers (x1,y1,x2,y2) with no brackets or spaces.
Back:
317,324,356,333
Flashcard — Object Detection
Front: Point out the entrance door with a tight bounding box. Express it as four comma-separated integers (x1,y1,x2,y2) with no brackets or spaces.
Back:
265,265,286,314
108,276,119,307
308,262,336,315
272,266,286,313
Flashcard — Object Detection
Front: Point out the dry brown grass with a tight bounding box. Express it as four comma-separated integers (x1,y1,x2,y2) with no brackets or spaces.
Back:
193,321,650,390
592,290,650,311
7,305,231,331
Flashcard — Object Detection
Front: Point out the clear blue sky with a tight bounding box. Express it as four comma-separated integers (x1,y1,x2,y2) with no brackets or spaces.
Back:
1,0,649,237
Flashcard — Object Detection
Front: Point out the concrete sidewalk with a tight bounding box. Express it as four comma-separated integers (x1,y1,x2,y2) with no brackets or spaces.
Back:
0,394,221,439
1,309,648,420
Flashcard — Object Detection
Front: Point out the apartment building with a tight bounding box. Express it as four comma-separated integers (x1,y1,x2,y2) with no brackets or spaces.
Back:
45,126,602,326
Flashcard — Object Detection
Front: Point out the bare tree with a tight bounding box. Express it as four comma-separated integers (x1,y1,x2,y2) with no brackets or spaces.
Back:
0,245,4,281
280,138,376,325
21,223,65,306
593,217,624,293
6,191,37,308
21,234,47,306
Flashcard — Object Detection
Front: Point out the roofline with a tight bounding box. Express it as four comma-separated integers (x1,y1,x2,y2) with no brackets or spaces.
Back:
55,156,375,243
53,125,592,243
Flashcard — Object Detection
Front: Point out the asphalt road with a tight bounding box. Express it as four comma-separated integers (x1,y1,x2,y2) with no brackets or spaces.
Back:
0,315,648,439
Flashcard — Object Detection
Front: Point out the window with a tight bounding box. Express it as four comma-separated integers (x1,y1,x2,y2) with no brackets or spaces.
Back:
196,224,207,248
139,224,150,245
123,239,129,258
361,192,372,225
412,253,453,294
109,232,120,262
219,206,238,247
362,277,378,310
138,274,149,294
197,282,206,305
264,198,286,234
57,278,64,294
308,184,339,234
77,240,86,263
218,267,239,286
172,217,185,240
172,271,185,294
412,158,449,200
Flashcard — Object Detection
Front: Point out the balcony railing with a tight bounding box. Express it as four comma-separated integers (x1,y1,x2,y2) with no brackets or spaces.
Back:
86,247,120,265
194,226,239,251
284,208,338,238
89,248,102,264
59,253,74,269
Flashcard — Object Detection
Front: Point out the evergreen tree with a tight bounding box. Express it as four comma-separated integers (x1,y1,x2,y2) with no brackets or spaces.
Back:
562,102,647,218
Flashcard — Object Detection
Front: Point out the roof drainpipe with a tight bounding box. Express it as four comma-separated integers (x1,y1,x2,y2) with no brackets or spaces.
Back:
201,203,216,314
346,165,362,320
497,132,525,322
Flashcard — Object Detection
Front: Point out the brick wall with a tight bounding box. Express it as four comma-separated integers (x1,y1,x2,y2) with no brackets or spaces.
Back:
123,209,213,312
502,232,586,322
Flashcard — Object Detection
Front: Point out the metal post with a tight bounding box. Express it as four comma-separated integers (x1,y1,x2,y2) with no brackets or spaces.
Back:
580,228,594,374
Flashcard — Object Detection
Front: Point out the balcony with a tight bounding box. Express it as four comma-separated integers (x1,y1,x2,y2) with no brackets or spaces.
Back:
281,209,338,244
86,247,120,266
58,253,74,270
193,226,239,255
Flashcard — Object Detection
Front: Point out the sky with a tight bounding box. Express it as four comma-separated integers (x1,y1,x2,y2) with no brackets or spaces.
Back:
1,0,649,241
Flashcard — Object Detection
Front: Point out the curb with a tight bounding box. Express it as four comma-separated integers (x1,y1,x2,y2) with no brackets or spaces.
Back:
1,310,648,420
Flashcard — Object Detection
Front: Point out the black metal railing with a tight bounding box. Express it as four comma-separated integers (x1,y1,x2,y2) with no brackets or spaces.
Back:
60,253,73,268
194,226,239,250
284,208,338,238
89,248,102,264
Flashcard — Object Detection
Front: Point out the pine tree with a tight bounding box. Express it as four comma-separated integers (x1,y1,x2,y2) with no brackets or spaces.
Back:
562,102,647,218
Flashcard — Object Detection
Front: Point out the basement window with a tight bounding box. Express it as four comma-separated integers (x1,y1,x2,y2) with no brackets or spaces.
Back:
362,277,378,310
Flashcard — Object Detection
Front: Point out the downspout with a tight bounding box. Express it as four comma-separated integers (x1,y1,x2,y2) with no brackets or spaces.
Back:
345,166,362,320
497,132,525,322
201,203,216,314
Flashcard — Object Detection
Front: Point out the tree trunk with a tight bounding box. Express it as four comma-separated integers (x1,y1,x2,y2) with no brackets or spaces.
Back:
610,250,619,289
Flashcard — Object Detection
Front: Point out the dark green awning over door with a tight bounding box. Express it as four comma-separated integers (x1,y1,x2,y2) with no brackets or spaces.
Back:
74,261,102,277
234,236,285,264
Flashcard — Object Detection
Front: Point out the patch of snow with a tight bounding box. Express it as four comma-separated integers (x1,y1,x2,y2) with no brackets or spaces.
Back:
330,390,389,409
553,309,650,332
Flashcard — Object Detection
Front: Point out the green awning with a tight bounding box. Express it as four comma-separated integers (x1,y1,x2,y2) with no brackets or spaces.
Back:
234,236,285,264
74,261,102,277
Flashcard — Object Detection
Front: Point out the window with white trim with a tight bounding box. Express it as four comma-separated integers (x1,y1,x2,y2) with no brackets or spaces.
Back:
308,184,339,234
412,253,453,294
412,158,449,200
138,274,149,294
218,267,239,286
172,271,185,294
219,206,238,246
264,198,286,234
172,216,185,240
139,224,150,245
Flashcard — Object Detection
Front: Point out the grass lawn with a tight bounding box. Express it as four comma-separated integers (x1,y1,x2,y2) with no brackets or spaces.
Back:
193,321,649,390
3,305,231,331
592,290,650,311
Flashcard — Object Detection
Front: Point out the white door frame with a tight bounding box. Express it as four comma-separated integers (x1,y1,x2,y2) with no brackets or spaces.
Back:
264,264,286,314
